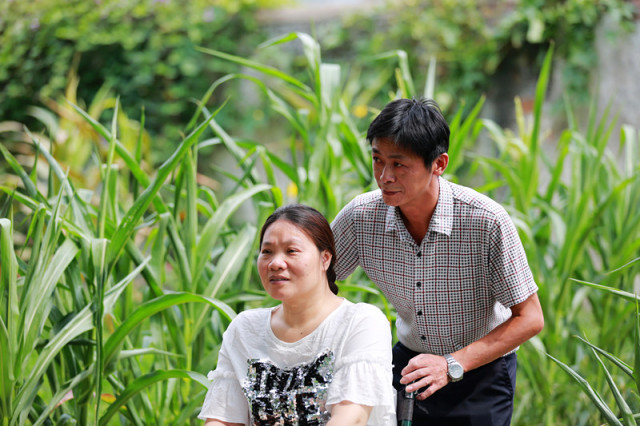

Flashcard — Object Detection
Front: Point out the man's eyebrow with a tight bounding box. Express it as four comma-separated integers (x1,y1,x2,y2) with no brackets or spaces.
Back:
371,147,409,159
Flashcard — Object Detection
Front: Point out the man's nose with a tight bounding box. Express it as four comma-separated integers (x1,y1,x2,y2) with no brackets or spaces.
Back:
380,166,396,183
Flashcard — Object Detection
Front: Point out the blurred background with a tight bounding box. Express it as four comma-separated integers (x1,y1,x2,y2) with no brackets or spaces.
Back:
2,0,638,162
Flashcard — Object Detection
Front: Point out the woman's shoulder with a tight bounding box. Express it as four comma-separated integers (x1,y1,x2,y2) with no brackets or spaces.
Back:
226,307,273,334
344,301,387,317
336,301,389,329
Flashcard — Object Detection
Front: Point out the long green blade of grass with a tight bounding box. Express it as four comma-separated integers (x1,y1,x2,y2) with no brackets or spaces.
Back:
107,108,220,265
102,292,236,368
32,369,93,426
589,346,637,425
0,144,40,201
98,99,119,239
635,300,640,395
26,130,92,236
98,369,208,426
547,354,622,425
196,45,310,93
11,257,149,420
369,50,416,97
573,335,633,378
571,278,640,302
0,218,18,419
67,101,170,216
193,184,270,287
91,238,108,424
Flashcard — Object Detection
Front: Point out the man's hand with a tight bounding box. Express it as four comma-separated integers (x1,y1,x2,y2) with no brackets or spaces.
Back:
399,354,450,400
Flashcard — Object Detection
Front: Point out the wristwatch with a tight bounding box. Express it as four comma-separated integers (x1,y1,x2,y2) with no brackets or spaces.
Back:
444,354,464,382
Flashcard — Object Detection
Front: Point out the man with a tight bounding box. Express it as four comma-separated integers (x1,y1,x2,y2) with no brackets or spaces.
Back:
331,98,543,425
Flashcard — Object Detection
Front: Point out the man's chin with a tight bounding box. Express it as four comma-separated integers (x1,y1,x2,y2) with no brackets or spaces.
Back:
381,193,402,206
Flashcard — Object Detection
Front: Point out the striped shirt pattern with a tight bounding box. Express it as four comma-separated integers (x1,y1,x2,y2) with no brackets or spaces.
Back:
331,177,538,354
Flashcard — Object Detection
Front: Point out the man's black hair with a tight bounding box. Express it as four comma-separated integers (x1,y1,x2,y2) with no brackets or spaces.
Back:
366,97,450,168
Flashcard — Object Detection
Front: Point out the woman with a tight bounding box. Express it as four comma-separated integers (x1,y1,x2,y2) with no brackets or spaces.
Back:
199,204,395,425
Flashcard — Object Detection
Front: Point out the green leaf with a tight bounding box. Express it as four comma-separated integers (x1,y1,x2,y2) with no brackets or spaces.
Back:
12,257,149,419
196,45,310,92
99,369,208,426
573,335,633,378
570,278,640,302
635,300,640,395
32,369,93,426
107,107,221,265
547,353,622,425
423,56,437,100
0,218,19,415
589,346,637,425
102,292,235,368
0,144,40,201
193,185,270,286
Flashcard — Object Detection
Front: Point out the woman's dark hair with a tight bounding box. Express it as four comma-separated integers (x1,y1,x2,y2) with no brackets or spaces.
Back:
366,97,450,168
259,204,339,295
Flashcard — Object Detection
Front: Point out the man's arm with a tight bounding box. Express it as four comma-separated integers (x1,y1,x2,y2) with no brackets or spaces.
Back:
400,293,543,400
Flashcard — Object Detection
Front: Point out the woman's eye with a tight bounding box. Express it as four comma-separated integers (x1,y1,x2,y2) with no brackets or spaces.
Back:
394,162,404,167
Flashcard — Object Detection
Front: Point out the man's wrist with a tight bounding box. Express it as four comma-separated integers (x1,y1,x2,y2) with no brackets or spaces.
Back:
444,354,464,382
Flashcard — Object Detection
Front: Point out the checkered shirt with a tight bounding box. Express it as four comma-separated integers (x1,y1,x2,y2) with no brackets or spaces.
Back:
331,177,538,355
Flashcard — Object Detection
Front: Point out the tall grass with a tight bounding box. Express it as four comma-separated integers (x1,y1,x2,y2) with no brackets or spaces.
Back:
1,32,638,424
1,98,267,423
474,47,640,424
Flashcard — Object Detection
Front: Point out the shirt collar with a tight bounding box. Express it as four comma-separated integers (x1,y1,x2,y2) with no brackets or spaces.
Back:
431,176,453,236
384,176,453,238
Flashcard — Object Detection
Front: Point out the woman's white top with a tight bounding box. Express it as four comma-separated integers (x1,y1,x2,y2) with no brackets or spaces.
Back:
198,299,396,425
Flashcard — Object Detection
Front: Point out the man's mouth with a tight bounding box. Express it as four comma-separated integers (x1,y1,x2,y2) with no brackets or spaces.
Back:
381,189,400,195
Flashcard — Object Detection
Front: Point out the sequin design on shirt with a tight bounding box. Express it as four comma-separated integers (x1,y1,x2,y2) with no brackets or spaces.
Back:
242,350,335,425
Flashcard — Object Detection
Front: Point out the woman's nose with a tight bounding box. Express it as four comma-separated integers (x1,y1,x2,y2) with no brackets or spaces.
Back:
269,255,286,270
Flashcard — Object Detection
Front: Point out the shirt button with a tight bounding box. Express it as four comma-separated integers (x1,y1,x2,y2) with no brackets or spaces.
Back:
417,251,422,257
417,310,423,316
416,282,422,288
421,335,426,341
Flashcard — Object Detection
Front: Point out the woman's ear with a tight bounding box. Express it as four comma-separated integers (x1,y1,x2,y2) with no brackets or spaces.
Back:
321,250,332,271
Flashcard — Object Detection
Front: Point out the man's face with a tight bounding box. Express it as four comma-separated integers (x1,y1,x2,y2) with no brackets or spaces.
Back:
372,137,439,211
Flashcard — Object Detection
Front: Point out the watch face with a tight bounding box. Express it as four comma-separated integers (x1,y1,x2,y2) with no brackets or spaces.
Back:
450,363,464,379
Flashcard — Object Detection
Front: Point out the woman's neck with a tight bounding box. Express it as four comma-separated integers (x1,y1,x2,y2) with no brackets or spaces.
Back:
272,291,343,343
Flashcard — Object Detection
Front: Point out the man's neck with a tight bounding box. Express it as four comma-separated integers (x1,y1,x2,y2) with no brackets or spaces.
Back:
399,179,440,245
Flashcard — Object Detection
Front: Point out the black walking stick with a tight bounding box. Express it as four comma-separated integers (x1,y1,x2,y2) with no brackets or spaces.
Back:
398,387,416,426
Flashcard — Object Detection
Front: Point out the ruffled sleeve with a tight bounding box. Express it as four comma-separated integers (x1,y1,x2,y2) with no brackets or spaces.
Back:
326,304,396,426
197,321,250,424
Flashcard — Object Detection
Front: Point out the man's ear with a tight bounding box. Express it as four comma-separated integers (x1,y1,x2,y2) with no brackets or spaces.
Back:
432,153,449,176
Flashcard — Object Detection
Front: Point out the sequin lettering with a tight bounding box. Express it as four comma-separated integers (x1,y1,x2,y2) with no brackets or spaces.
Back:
243,351,334,425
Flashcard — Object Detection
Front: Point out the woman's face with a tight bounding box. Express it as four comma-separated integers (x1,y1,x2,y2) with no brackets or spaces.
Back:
258,219,331,302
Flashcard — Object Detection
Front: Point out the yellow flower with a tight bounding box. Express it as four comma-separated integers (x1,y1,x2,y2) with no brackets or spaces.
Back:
286,182,298,198
353,104,368,118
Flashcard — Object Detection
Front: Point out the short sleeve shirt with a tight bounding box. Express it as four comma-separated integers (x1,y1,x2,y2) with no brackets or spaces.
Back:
331,177,538,354
198,300,396,425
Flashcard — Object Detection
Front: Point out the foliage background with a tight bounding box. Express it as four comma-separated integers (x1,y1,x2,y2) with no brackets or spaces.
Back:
1,0,640,425
0,0,284,161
